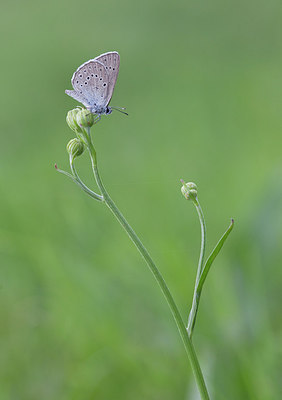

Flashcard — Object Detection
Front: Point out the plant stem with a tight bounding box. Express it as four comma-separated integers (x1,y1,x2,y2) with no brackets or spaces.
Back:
86,138,210,400
187,198,207,338
70,158,104,201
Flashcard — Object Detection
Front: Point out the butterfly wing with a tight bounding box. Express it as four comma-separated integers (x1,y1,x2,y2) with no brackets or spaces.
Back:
65,89,89,107
94,51,120,105
70,60,110,110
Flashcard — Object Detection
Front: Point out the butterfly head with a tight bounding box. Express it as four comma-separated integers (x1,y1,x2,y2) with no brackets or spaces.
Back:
105,106,112,115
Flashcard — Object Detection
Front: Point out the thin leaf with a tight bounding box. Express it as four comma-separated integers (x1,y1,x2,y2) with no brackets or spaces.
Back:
198,219,234,290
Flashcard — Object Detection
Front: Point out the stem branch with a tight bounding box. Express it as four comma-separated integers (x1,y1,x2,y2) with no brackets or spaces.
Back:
70,157,104,201
187,198,207,338
86,138,210,400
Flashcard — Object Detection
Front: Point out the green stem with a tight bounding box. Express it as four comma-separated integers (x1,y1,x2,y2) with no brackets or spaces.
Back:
187,198,206,338
86,138,210,400
70,157,104,202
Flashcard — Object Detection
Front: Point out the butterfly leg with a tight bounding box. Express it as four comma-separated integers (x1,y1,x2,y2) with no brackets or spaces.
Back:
94,114,101,124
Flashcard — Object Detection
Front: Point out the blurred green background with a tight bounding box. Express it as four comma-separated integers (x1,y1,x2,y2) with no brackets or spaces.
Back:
1,0,281,399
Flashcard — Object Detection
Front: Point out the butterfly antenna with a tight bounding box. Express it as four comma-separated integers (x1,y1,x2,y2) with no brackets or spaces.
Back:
111,106,128,116
112,106,127,110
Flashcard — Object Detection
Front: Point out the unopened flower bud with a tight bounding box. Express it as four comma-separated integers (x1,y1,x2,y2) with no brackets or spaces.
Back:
76,109,94,128
67,138,84,160
181,181,198,200
66,108,83,134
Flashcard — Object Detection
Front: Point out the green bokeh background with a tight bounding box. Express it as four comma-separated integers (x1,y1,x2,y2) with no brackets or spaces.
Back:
1,0,281,399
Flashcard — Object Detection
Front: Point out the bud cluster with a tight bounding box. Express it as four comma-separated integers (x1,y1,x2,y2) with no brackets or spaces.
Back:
66,108,95,144
181,181,198,200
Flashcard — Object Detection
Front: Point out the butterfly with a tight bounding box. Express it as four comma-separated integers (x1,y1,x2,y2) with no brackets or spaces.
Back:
65,51,126,120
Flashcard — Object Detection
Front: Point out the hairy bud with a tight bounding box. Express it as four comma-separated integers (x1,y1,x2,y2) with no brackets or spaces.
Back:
76,109,94,128
66,108,83,134
181,181,198,200
66,138,84,160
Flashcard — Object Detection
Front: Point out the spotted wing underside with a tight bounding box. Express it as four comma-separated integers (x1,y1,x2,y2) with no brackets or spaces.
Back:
94,51,120,104
65,51,120,110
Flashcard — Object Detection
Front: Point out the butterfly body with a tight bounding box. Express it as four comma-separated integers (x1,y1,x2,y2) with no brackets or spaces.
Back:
87,104,112,115
65,51,120,117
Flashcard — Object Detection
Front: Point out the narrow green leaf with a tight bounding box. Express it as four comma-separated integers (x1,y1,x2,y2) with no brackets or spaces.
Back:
198,219,234,290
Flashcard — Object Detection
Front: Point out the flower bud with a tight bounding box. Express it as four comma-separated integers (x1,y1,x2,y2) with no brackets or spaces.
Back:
67,138,84,160
66,108,83,134
181,181,198,200
76,109,94,128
